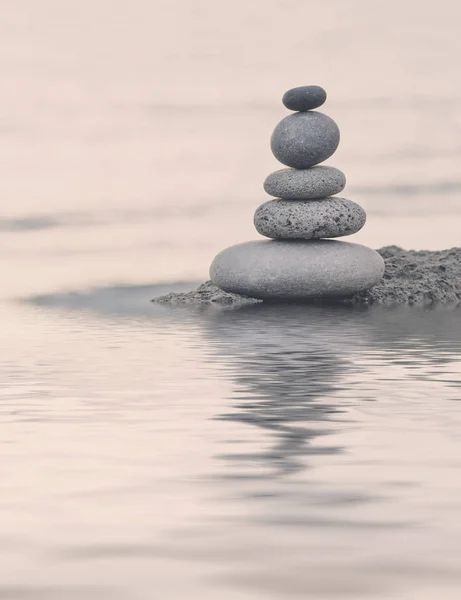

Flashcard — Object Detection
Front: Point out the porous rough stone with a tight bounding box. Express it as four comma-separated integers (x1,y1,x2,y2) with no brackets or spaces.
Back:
152,280,261,306
271,112,340,169
210,240,384,300
153,247,461,306
264,166,346,199
351,246,461,305
254,197,366,240
282,85,327,112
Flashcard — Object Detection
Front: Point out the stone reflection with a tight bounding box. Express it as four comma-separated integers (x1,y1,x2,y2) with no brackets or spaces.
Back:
198,303,372,477
198,302,461,480
365,304,461,357
23,286,461,599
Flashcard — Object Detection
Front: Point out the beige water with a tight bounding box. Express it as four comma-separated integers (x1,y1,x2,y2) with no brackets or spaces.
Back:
1,1,461,598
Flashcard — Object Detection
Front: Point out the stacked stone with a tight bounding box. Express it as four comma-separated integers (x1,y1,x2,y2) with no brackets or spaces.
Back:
210,86,384,300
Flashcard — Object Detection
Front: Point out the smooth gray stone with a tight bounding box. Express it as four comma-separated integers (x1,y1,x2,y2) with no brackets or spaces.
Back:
254,197,366,240
282,85,327,111
264,166,346,199
210,240,385,300
156,247,461,306
271,112,340,169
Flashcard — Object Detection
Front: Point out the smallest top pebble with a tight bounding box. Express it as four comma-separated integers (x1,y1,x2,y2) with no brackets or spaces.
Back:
282,85,327,112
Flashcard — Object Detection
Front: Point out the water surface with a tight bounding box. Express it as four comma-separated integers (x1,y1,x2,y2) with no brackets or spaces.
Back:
1,290,461,599
1,0,461,597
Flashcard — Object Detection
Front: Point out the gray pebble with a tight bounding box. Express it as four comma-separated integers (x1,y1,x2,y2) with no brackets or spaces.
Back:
271,112,340,169
282,85,327,111
210,240,384,300
264,166,346,199
254,197,366,240
156,247,461,306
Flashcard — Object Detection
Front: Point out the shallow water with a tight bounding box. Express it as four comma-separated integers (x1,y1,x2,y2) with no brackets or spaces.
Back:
2,0,461,598
1,289,461,599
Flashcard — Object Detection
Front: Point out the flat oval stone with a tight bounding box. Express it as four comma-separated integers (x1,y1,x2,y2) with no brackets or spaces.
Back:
254,197,366,240
264,166,346,199
210,240,385,300
271,112,340,169
282,85,327,111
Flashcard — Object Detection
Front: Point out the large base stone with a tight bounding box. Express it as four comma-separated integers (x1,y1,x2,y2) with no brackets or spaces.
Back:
153,247,461,306
209,240,384,300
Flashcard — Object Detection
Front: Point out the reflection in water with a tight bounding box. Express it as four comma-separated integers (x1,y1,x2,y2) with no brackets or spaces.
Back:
189,302,415,596
21,285,461,598
200,303,461,475
196,302,461,597
202,305,367,478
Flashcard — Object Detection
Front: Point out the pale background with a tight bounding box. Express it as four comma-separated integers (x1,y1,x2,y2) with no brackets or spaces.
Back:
1,0,461,297
1,3,461,599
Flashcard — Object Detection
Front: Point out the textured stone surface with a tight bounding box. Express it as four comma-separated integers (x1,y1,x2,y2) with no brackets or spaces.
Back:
155,247,461,306
152,280,261,306
254,197,366,240
264,166,346,199
210,240,384,300
282,85,327,111
271,112,340,169
352,246,461,305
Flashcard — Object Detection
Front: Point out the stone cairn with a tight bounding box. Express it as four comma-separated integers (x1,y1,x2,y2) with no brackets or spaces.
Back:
210,86,384,300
